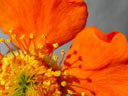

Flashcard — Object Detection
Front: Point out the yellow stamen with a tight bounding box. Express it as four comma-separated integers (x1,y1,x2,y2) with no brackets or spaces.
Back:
0,54,62,96
57,50,65,69
53,70,61,77
7,38,20,55
6,38,12,43
12,34,16,40
61,49,65,55
1,80,5,85
55,90,61,95
53,43,59,49
8,28,13,33
48,43,59,65
43,81,51,86
63,70,69,76
53,55,58,61
48,46,56,64
0,38,15,56
19,34,25,40
67,89,73,95
29,34,37,54
81,92,86,96
19,35,29,52
11,34,25,54
0,38,4,43
42,34,47,40
37,43,44,49
30,50,36,56
61,81,67,87
30,33,34,39
53,55,59,69
45,69,53,77
39,53,45,59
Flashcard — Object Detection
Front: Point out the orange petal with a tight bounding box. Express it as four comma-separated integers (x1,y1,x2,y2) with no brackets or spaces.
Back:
0,0,88,48
63,27,128,70
62,27,128,95
65,63,128,96
89,63,128,96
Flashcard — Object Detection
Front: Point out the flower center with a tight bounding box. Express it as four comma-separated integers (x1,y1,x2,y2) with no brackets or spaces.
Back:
0,31,90,96
0,54,64,96
0,32,68,96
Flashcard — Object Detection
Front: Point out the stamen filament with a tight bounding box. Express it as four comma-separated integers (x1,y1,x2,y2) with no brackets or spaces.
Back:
3,41,15,56
23,39,29,52
16,39,27,52
11,34,26,54
28,38,31,51
48,43,59,65
42,34,47,48
72,85,96,96
57,53,65,69
11,42,20,55
7,38,20,55
0,53,3,60
48,48,55,64
19,34,29,53
28,34,37,55
32,39,37,54
53,55,58,69
62,65,81,72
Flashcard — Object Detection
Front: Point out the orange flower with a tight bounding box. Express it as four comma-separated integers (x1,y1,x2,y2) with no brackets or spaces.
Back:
0,0,88,96
63,27,128,96
0,0,128,96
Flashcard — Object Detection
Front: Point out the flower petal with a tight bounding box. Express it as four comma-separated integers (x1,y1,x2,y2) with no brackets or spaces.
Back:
89,63,128,96
65,63,128,96
63,27,128,70
0,0,88,47
62,27,128,95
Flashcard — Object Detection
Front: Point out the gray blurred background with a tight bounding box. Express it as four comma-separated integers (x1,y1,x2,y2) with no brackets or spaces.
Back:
0,0,128,57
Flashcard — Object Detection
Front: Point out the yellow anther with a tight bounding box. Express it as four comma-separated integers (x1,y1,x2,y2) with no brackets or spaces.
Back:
20,34,25,40
7,38,12,43
30,50,36,56
61,49,65,55
43,81,51,86
45,69,53,77
45,72,53,77
54,70,61,77
1,80,5,85
42,34,47,40
8,28,13,33
0,38,4,43
37,43,43,49
5,86,9,90
67,89,73,95
81,92,86,96
47,68,52,72
53,43,59,49
63,70,69,76
12,34,16,39
53,55,58,61
61,81,67,87
55,90,61,95
39,53,45,59
30,33,34,39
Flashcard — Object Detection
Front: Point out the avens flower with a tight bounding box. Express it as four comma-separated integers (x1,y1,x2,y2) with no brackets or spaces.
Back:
0,0,88,96
0,0,128,96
